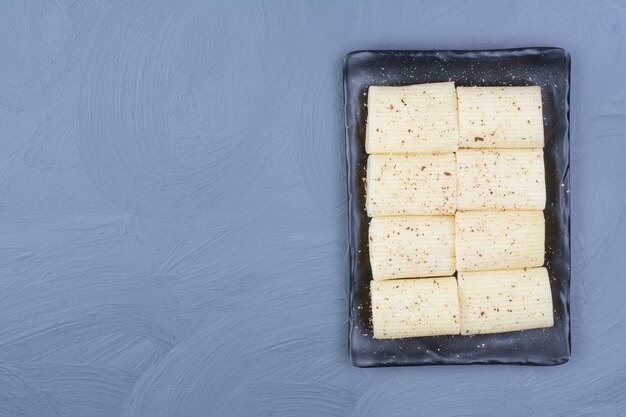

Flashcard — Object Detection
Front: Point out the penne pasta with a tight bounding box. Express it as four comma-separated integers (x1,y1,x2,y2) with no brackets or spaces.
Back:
371,277,460,339
458,267,554,335
455,211,544,271
456,149,546,210
366,154,457,216
457,86,544,148
369,216,456,280
366,82,459,154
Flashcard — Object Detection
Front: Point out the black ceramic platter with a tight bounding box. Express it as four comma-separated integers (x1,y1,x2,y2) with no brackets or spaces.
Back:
344,48,571,367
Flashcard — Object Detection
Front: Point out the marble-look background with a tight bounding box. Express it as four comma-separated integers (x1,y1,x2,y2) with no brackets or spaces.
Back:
1,1,625,415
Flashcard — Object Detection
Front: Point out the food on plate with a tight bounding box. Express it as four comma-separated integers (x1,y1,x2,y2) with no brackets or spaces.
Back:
364,81,552,340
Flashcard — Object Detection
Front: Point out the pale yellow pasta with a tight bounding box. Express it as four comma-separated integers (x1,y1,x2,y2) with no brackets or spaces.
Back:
455,211,545,272
369,216,455,280
457,86,544,148
366,154,457,216
458,267,553,335
371,277,460,339
365,82,459,154
456,149,546,210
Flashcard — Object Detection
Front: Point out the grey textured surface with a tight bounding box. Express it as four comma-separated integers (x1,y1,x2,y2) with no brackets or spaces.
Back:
1,1,625,416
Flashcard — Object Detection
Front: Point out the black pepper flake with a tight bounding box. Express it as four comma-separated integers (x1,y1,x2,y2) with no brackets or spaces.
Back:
474,137,484,142
444,172,451,176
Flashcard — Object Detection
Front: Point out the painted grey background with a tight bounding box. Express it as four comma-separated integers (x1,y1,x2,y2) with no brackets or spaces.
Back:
1,0,624,416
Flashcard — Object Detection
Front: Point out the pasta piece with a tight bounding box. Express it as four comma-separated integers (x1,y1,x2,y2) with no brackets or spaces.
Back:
456,211,545,272
458,267,554,335
371,277,460,339
369,216,455,280
457,86,544,148
366,154,457,216
365,82,459,154
456,149,546,210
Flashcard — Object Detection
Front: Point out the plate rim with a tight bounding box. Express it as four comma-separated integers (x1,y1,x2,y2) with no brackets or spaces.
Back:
343,47,571,367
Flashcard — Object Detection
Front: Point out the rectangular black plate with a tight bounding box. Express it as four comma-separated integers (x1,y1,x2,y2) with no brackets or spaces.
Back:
344,48,571,367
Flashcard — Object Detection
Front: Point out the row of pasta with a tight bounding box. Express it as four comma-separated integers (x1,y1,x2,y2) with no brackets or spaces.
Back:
366,82,544,153
371,268,554,339
366,150,546,216
369,212,544,280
